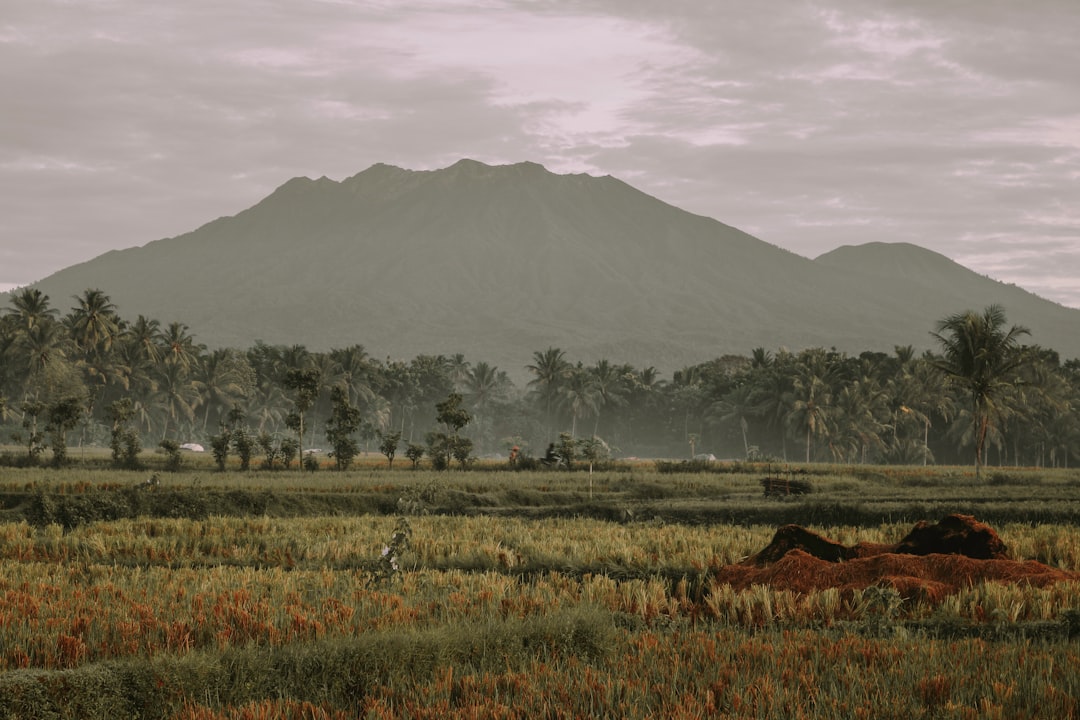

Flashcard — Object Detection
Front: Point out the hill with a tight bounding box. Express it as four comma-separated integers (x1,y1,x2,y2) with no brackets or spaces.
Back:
14,160,1080,373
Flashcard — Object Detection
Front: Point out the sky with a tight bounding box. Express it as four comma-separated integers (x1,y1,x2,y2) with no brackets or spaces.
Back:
2,0,1079,308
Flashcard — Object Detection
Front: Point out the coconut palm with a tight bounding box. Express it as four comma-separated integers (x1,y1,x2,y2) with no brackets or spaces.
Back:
5,288,58,331
12,319,75,401
707,383,758,459
931,305,1030,479
558,364,601,437
588,359,628,436
194,349,252,433
161,321,204,372
150,361,200,441
463,360,510,453
67,288,121,356
786,349,840,463
527,347,570,435
329,345,378,409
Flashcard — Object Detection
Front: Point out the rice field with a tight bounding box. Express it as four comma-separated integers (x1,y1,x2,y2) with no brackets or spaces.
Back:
1,462,1078,718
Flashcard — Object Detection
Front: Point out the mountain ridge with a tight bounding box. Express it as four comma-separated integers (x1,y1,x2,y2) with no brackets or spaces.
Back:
11,160,1080,373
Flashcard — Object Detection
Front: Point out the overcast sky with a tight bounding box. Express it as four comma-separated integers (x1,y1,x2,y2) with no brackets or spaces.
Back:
3,1,1078,308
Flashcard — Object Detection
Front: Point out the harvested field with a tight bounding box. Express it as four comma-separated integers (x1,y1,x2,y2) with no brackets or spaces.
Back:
717,514,1079,602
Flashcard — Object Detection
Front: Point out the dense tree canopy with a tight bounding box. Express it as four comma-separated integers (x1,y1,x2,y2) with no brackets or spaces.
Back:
1,289,1078,472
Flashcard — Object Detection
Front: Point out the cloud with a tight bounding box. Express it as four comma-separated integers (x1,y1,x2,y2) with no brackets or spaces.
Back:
1,0,1077,308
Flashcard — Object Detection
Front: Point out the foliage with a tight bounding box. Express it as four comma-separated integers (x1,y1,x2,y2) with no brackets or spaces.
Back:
159,439,182,472
556,431,577,470
378,429,401,469
931,305,1031,479
324,387,362,470
3,288,1080,471
405,443,425,470
209,429,230,472
45,396,83,467
231,427,254,471
107,399,141,470
12,401,46,465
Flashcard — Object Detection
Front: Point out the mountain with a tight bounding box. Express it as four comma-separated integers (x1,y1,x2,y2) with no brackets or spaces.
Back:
14,160,1080,374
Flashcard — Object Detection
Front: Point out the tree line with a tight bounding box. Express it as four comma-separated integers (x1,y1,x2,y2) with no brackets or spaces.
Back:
1,288,1077,474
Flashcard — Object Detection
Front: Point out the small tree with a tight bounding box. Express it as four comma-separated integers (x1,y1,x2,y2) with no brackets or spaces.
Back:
425,431,451,471
432,393,472,471
580,435,611,473
13,401,46,466
283,368,321,460
405,443,425,470
556,431,577,470
210,427,231,471
451,436,474,469
280,437,299,470
232,426,254,471
378,429,402,469
325,387,362,470
106,399,141,469
159,439,182,472
257,432,279,470
579,435,611,499
45,396,83,468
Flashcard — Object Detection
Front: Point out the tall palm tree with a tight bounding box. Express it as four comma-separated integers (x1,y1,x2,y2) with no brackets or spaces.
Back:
463,360,509,453
558,364,601,437
930,304,1030,479
588,359,628,437
194,348,251,433
6,288,58,331
888,354,953,465
161,322,204,372
707,383,757,458
67,288,121,356
13,319,74,401
329,345,377,409
526,347,570,436
786,350,840,463
125,315,164,366
151,362,200,441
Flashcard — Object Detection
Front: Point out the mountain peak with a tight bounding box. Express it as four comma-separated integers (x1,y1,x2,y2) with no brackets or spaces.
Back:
18,164,1080,369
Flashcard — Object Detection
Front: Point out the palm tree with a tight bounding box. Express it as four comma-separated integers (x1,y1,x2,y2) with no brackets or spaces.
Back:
588,359,628,436
6,288,58,331
13,319,74,401
194,349,251,433
558,364,601,437
161,322,204,372
888,353,953,465
786,350,839,463
526,347,570,435
150,362,200,441
125,315,164,366
831,374,888,463
67,288,121,356
707,383,757,458
463,360,509,453
930,305,1030,479
329,345,377,409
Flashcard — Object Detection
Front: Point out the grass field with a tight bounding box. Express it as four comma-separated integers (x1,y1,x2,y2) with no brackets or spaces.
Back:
0,456,1078,718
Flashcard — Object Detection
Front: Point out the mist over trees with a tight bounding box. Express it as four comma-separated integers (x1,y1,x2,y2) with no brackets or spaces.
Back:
2,288,1078,471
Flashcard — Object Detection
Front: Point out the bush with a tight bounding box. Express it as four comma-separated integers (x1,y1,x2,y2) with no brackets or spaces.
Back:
159,440,182,472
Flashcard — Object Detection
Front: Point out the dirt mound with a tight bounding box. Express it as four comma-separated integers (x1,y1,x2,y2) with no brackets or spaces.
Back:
745,514,1008,567
893,514,1008,559
727,515,1076,601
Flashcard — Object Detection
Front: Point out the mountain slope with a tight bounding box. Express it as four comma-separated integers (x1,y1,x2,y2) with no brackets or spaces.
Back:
814,242,1080,357
18,161,1080,373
